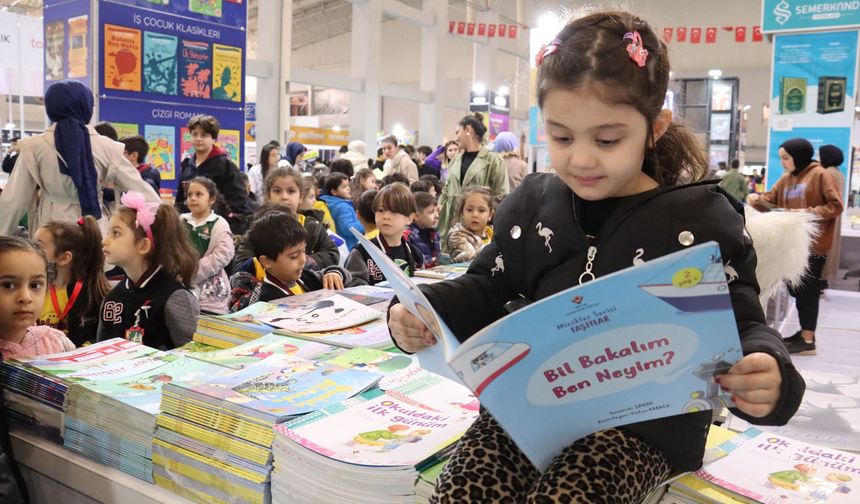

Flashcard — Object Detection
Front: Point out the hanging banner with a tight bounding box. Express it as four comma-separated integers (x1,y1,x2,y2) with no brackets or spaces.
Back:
43,0,91,91
488,91,510,142
762,0,860,33
766,29,858,198
0,11,43,96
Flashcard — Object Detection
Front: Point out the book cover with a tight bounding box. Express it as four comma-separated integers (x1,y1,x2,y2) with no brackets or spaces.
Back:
257,294,382,334
189,0,223,17
175,333,335,369
113,122,139,140
45,21,65,81
144,124,176,180
779,77,807,114
216,128,241,167
143,31,178,95
353,230,743,471
323,347,416,377
179,40,211,99
179,126,194,161
11,339,157,375
696,428,857,503
275,317,394,349
104,24,142,91
67,15,88,79
212,43,242,102
817,76,846,114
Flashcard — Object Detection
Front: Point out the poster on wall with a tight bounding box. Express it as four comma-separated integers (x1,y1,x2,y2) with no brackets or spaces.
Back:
43,0,91,90
765,30,858,195
289,91,309,116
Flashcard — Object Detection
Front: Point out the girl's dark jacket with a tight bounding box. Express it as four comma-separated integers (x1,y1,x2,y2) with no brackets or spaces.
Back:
399,173,805,472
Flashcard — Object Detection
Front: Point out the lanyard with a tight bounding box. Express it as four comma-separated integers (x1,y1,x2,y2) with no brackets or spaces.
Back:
50,280,83,322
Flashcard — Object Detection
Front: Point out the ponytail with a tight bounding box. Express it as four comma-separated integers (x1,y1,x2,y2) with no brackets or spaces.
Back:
648,123,707,185
39,217,109,314
150,205,199,288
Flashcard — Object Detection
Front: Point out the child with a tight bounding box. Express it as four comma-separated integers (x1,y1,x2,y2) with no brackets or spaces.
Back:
319,173,364,250
351,168,379,201
404,192,441,268
180,177,235,314
0,237,75,360
33,216,109,346
228,212,353,311
356,189,379,239
409,180,434,195
238,172,260,211
120,135,161,193
346,183,423,285
387,11,804,502
99,192,200,349
446,186,494,263
420,174,443,198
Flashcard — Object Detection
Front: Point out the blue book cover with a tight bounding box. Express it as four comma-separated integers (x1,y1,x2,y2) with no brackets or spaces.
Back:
143,31,178,95
352,230,743,471
179,39,211,99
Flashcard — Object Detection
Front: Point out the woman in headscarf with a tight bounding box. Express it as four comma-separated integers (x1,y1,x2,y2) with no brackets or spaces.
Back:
818,145,846,288
0,80,159,235
492,131,528,191
748,138,843,355
285,142,307,171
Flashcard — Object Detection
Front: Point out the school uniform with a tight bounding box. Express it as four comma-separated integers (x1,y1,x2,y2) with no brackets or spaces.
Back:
182,212,235,314
345,235,423,286
228,264,354,312
231,213,340,272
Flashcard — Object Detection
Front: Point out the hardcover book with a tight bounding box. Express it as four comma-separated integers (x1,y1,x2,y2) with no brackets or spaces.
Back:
817,76,846,114
779,77,807,114
104,24,142,91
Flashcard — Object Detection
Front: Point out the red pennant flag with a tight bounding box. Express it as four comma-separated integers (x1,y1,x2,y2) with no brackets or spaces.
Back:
676,27,687,43
706,27,717,43
449,21,455,33
721,26,735,31
509,25,518,39
752,25,763,42
457,22,465,35
498,24,507,38
735,26,746,42
488,24,496,37
467,22,475,36
690,27,701,43
663,27,673,43
478,23,486,36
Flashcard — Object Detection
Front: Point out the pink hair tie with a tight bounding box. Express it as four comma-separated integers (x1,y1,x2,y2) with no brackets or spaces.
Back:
535,38,562,66
120,191,158,245
623,31,649,68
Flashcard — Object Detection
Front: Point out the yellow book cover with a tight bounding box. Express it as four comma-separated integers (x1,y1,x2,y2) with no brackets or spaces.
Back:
216,128,240,166
153,474,230,504
157,415,271,465
152,457,265,504
160,394,274,445
193,333,237,349
104,24,141,91
212,44,242,102
67,15,88,78
153,439,267,484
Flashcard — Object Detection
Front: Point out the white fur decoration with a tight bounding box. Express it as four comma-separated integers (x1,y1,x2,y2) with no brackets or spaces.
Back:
744,207,819,308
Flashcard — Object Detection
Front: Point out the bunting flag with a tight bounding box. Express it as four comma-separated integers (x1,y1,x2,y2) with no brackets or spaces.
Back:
735,26,747,42
448,21,523,39
752,25,763,42
449,21,455,33
706,27,717,43
509,25,518,39
664,27,673,43
499,24,507,38
457,22,465,35
488,24,496,37
690,27,701,44
467,22,475,36
478,23,486,36
677,27,687,43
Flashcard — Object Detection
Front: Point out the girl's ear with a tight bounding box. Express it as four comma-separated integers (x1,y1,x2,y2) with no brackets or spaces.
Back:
652,108,673,143
136,237,153,256
56,250,73,268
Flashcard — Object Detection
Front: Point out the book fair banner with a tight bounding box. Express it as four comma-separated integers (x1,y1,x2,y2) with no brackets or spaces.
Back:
766,29,858,194
762,0,860,33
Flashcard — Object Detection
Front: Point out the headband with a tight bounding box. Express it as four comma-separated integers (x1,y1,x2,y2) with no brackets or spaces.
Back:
120,191,157,245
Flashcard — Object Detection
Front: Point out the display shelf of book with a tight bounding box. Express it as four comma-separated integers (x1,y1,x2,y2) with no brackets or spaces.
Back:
10,430,195,504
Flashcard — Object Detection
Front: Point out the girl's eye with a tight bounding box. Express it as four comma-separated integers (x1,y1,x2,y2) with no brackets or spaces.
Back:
1,281,15,290
551,135,572,144
30,281,44,290
596,138,620,147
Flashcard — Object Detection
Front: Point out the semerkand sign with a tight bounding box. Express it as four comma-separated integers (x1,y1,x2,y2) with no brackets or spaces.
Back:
762,0,860,33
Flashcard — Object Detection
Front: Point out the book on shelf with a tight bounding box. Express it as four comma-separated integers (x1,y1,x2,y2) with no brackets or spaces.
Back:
352,228,743,471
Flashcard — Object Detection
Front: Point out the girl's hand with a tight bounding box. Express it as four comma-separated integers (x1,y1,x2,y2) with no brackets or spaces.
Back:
716,352,782,418
388,304,435,353
322,272,344,290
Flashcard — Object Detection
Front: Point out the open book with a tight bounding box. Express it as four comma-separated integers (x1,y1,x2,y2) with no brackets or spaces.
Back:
352,229,744,471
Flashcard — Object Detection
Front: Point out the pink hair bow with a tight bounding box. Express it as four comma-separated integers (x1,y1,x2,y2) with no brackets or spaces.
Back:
623,31,649,68
535,38,562,67
120,191,157,245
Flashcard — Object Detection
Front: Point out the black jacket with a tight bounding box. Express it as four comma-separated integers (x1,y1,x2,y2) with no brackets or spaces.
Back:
2,152,18,174
405,173,805,471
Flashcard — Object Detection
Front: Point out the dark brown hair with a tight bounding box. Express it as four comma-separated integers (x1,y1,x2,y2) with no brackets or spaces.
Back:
330,159,354,179
39,216,109,315
536,11,706,185
381,134,398,147
0,236,48,274
116,205,198,288
442,140,459,164
120,135,149,163
324,172,350,196
459,113,487,142
413,191,437,212
186,114,220,140
187,176,228,215
373,183,416,217
260,143,280,180
264,167,304,201
457,186,495,217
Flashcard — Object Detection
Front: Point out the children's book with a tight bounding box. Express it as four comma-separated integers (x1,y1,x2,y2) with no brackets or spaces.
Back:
190,0,222,17
212,43,242,102
323,347,416,378
174,332,336,369
67,15,88,79
144,124,176,180
179,127,194,161
179,39,212,98
695,428,858,503
352,229,744,471
143,31,178,95
256,294,382,334
113,122,139,140
216,128,241,166
104,24,142,91
45,21,65,80
10,338,158,376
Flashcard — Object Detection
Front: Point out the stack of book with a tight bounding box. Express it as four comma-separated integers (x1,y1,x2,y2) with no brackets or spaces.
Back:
0,338,158,442
62,353,224,482
173,332,338,369
153,352,384,504
271,374,480,503
668,427,858,503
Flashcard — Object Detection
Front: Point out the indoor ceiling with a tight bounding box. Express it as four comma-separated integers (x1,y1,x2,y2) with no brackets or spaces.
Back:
0,0,42,16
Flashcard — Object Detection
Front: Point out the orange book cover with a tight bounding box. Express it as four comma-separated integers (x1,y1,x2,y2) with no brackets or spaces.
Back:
104,24,142,91
67,15,89,79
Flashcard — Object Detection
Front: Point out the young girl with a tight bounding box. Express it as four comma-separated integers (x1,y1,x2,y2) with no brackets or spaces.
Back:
99,192,200,349
0,237,75,360
388,11,804,502
446,186,494,263
180,177,235,314
33,216,109,345
346,183,423,285
350,168,379,205
319,172,364,250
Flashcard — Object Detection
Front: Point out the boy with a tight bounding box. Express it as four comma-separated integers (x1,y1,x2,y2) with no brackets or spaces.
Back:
120,135,161,193
346,184,423,285
356,189,379,239
228,211,353,311
319,173,363,250
404,192,440,268
175,114,255,234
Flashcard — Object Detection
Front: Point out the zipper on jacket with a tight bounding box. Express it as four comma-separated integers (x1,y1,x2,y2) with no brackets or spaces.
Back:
578,240,597,284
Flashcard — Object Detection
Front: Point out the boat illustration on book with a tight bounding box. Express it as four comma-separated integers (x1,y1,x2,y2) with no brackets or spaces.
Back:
449,342,530,396
638,254,732,313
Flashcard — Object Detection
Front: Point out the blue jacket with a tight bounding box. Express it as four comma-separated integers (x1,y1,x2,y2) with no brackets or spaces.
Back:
319,194,364,250
404,222,440,268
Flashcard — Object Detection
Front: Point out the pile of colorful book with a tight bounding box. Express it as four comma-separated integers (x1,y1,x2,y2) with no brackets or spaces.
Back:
271,374,480,503
153,336,391,504
667,427,858,503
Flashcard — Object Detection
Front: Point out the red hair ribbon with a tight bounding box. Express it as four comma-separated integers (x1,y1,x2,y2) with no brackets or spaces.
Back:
623,31,649,68
535,38,562,66
77,217,85,226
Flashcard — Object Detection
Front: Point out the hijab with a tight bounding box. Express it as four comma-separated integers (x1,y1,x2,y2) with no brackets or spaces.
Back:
45,80,101,219
779,138,815,176
818,144,844,168
492,131,518,153
285,142,306,167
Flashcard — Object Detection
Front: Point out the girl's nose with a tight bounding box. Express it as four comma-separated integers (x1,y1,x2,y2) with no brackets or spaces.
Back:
569,147,597,170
